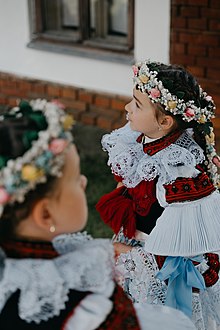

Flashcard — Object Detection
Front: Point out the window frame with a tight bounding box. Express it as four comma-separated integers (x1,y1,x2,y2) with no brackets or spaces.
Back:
28,0,134,64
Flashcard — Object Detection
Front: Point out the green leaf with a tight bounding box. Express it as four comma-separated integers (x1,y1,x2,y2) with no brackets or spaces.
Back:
22,130,39,149
0,156,8,169
175,91,185,99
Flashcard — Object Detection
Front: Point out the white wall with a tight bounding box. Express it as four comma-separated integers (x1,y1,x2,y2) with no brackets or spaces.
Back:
0,0,170,96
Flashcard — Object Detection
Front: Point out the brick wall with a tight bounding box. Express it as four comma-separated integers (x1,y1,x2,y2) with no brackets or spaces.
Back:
170,0,220,149
0,72,128,131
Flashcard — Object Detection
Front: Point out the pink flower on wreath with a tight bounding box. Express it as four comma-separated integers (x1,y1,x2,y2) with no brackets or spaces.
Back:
0,187,10,205
132,65,138,76
205,95,212,102
49,139,68,155
150,88,161,99
212,156,220,168
185,107,195,118
51,99,66,109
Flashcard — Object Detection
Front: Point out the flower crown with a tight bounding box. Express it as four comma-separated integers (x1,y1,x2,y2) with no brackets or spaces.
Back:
0,99,74,216
132,60,216,124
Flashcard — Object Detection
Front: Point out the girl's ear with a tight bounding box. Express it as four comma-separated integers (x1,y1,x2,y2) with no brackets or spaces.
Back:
160,115,175,130
31,198,54,232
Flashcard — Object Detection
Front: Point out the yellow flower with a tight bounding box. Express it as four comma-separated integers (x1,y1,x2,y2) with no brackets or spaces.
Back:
62,115,74,130
21,165,44,182
168,101,177,109
206,131,215,144
139,75,149,84
198,114,206,124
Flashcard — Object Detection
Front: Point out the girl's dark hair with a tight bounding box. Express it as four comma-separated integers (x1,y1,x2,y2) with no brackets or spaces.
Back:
0,114,58,243
148,63,212,168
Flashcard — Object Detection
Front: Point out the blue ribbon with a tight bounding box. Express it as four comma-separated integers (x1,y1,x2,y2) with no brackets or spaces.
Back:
156,256,206,318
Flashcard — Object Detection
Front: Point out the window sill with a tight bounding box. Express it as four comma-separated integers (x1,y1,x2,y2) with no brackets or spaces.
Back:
27,39,134,65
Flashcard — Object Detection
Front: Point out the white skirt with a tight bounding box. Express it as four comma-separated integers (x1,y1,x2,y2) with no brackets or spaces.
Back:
144,191,220,256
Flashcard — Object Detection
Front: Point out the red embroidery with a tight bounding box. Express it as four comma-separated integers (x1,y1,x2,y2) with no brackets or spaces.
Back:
98,285,140,329
0,240,59,259
137,130,183,156
164,173,215,203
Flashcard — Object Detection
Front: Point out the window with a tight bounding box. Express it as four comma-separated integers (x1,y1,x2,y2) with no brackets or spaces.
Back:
29,0,134,62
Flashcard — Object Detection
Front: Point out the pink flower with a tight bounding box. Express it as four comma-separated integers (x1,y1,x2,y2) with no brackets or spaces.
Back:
132,65,138,76
185,107,195,117
149,88,161,99
205,95,212,102
49,139,68,155
212,156,220,168
51,99,66,109
0,188,10,204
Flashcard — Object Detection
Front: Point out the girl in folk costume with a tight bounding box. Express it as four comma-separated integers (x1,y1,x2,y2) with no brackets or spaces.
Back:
0,99,195,330
96,60,220,330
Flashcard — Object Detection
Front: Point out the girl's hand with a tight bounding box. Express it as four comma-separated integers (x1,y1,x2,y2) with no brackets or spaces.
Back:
116,181,124,188
114,242,132,259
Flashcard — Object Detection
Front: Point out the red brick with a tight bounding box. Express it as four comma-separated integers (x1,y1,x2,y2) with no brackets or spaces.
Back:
7,97,17,107
90,105,121,120
197,57,220,69
187,45,207,56
172,0,189,4
198,78,220,95
171,17,187,29
47,85,61,97
78,90,94,103
61,87,77,99
180,33,219,46
188,18,207,30
172,43,186,54
191,0,208,5
66,108,83,121
81,112,97,125
201,8,220,19
1,87,22,97
207,68,220,80
94,95,111,108
4,80,17,89
209,47,220,57
111,99,126,111
170,31,180,43
209,20,220,31
0,95,7,104
33,83,46,95
64,99,87,112
187,66,205,78
171,54,196,66
210,0,220,8
97,115,115,130
18,81,32,92
181,6,200,17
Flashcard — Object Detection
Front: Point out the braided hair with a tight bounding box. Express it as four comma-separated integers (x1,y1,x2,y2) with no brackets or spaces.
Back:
147,62,219,186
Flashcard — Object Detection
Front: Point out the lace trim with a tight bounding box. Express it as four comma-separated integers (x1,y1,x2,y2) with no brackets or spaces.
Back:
0,232,115,323
102,125,205,188
113,231,220,329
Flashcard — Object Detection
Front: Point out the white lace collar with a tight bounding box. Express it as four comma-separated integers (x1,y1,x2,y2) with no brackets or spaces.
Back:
101,124,205,188
0,232,115,323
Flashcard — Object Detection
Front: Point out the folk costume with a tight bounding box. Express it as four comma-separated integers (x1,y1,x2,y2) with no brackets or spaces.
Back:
96,60,220,330
0,232,143,329
0,99,196,330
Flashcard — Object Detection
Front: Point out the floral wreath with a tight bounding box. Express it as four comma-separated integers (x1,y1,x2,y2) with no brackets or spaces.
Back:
0,99,74,216
132,60,220,188
132,59,216,123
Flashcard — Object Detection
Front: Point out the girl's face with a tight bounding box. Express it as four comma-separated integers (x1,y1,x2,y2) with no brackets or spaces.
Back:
125,88,164,138
50,144,88,235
